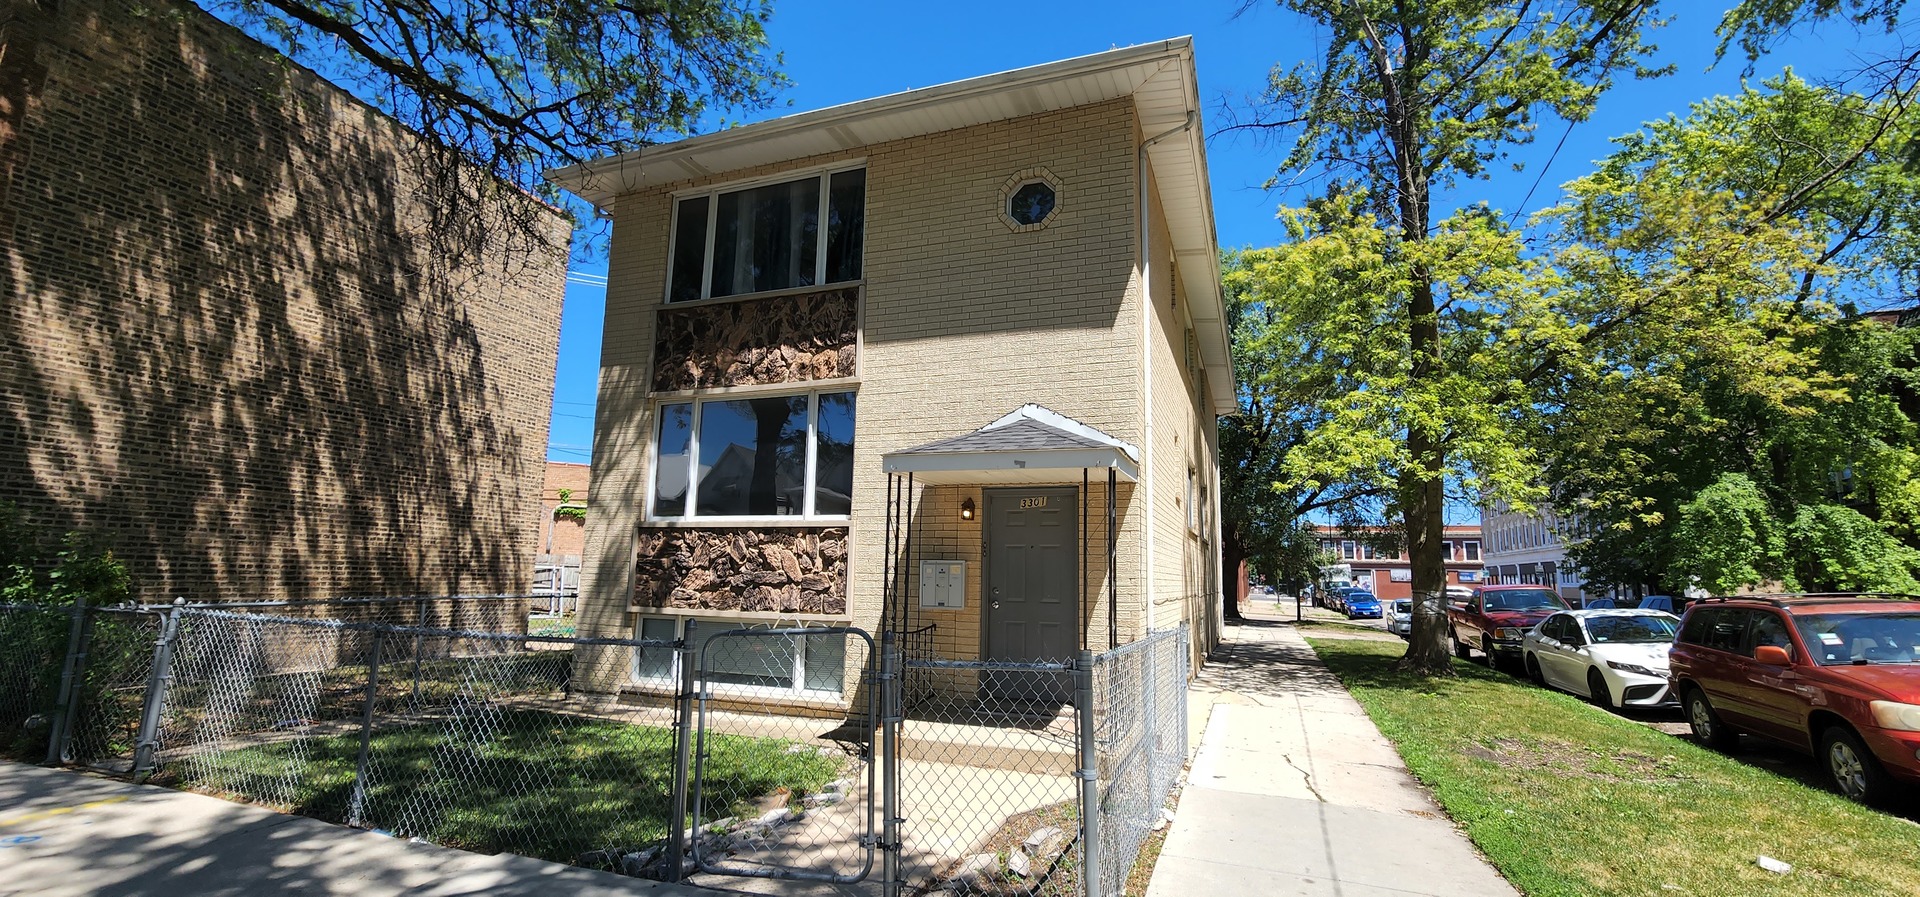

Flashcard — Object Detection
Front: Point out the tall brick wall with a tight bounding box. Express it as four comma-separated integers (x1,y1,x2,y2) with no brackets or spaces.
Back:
0,0,570,601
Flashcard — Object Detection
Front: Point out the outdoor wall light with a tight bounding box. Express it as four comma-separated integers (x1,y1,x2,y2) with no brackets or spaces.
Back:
960,498,976,521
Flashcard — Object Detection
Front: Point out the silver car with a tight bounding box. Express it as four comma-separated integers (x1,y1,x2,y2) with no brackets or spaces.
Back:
1386,599,1413,638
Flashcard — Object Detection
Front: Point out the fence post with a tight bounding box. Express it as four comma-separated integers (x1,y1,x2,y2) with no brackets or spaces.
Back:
409,597,426,712
880,630,902,897
347,627,385,829
130,603,184,780
665,620,698,883
45,601,92,765
1076,648,1101,897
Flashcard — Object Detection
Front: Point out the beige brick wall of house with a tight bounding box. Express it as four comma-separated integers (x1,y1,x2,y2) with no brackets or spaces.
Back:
574,99,1152,695
1142,159,1222,663
0,0,570,602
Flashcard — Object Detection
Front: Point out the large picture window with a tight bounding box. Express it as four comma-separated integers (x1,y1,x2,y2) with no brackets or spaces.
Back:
633,616,846,698
669,167,866,302
651,390,856,519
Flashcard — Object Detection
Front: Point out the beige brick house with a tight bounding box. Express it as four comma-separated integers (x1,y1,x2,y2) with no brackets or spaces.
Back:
548,40,1232,713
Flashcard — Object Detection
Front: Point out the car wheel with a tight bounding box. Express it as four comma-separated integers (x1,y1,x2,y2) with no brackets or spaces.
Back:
1684,688,1737,751
1524,653,1545,686
1586,668,1613,708
1822,726,1894,807
1452,630,1470,660
1479,636,1500,671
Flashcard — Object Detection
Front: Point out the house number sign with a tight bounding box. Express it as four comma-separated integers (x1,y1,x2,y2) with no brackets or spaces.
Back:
1019,497,1049,509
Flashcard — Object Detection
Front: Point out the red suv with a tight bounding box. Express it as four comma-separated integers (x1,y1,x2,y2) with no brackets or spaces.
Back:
1668,594,1920,805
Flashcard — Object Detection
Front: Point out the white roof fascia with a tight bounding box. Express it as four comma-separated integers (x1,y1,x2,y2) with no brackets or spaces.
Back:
545,39,1191,209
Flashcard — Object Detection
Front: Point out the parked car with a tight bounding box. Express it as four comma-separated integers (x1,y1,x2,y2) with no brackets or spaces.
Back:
1333,587,1369,614
1387,599,1413,638
1522,609,1680,708
1346,594,1383,620
1669,594,1920,806
1448,584,1572,671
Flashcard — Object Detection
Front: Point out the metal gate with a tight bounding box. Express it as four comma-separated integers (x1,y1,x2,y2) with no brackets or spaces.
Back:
690,625,881,885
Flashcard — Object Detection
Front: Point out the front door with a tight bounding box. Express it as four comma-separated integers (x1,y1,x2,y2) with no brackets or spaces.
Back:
984,488,1079,704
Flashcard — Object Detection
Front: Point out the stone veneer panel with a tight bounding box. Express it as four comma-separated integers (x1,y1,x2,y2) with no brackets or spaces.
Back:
651,287,859,391
634,527,848,614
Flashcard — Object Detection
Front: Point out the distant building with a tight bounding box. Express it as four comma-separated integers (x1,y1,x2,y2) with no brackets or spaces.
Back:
1480,500,1615,606
1313,524,1484,601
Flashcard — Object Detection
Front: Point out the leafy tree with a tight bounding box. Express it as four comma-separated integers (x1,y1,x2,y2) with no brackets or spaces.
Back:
1670,474,1789,594
1220,247,1395,613
1535,77,1920,594
194,0,788,245
1788,503,1920,592
1237,1,1665,673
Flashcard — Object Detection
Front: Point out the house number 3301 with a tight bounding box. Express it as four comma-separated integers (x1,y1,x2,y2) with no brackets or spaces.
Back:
1019,497,1049,509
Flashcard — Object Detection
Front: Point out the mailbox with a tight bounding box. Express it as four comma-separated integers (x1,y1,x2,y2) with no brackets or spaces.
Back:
919,560,967,609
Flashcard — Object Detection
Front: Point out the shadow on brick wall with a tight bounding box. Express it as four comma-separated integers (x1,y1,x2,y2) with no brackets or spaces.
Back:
0,0,567,601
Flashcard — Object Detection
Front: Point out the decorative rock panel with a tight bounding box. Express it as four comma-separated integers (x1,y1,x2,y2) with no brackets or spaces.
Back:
652,287,859,392
634,527,849,614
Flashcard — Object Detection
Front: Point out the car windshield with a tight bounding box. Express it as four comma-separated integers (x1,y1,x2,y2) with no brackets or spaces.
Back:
1482,589,1569,612
1583,614,1677,644
1793,612,1920,666
1391,601,1412,613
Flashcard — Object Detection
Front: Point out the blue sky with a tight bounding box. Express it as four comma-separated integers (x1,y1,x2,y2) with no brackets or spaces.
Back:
546,2,1905,464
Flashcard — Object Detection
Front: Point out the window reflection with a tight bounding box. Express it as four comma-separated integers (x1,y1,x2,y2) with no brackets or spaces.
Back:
695,396,807,516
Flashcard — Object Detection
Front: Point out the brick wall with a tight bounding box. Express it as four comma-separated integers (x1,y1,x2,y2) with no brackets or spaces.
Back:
539,462,590,559
0,0,570,601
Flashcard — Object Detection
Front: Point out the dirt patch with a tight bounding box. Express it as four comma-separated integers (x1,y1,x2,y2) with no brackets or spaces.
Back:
1463,738,1696,784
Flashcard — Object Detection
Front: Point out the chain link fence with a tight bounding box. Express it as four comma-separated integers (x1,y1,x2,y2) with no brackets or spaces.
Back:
1092,626,1190,893
1,599,1192,896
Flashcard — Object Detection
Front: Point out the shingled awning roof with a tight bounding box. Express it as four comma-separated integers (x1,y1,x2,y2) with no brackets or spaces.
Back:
881,405,1140,485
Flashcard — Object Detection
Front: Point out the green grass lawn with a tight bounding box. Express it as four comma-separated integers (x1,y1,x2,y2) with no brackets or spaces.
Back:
1307,638,1920,897
165,708,840,867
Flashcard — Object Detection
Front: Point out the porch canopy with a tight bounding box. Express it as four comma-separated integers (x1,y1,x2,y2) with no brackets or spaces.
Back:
880,405,1139,485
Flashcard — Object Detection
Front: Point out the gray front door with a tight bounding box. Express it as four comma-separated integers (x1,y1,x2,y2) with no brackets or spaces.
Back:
984,488,1078,703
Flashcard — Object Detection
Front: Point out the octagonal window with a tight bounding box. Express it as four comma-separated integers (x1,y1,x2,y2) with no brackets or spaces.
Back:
1009,181,1057,226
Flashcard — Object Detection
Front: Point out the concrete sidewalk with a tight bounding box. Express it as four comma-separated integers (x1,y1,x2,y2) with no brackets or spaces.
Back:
1147,605,1521,897
0,762,718,897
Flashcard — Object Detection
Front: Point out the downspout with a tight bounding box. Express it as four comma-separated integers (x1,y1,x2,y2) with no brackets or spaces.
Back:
1137,108,1197,637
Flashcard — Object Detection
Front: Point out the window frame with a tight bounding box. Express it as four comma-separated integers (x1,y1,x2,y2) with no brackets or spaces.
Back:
665,162,868,304
631,614,847,700
1464,540,1481,562
646,387,855,523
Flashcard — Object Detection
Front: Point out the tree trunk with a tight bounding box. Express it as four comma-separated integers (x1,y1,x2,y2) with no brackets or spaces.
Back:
1221,521,1247,622
1397,274,1454,675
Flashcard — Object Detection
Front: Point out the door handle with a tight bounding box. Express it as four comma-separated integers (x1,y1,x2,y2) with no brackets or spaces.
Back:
991,600,1001,609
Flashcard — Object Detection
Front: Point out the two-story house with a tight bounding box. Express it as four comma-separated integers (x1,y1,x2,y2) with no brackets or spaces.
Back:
547,40,1233,714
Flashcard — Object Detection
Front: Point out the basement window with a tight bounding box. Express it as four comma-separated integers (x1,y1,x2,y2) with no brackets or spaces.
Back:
668,167,866,302
632,616,846,698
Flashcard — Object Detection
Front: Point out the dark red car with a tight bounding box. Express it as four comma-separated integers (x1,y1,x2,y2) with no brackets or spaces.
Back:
1448,584,1572,671
1669,594,1920,806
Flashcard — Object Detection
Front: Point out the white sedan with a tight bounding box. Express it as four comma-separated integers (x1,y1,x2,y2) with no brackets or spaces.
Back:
1521,609,1681,708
